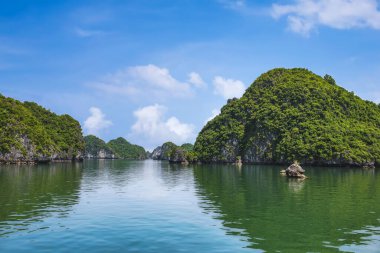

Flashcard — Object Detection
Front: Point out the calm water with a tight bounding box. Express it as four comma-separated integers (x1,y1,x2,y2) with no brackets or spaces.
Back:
0,160,379,253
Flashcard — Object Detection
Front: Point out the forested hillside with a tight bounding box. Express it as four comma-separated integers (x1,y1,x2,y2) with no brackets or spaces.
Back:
194,68,380,167
0,95,84,163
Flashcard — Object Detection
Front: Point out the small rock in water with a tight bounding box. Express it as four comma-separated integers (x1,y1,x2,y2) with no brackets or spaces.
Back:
285,162,307,179
236,156,242,167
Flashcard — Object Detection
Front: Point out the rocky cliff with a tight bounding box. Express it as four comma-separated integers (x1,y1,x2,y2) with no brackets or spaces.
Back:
194,68,380,167
0,95,84,163
84,135,115,159
151,142,178,160
151,142,196,163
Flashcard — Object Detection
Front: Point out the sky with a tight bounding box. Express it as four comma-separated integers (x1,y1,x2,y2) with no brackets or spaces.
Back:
1,0,380,150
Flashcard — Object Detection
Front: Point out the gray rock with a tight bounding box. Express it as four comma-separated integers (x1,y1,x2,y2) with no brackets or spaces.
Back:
151,146,163,160
85,149,115,159
0,136,83,164
285,163,306,178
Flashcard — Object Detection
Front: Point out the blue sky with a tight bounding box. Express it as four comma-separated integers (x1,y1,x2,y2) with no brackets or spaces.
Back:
1,0,380,150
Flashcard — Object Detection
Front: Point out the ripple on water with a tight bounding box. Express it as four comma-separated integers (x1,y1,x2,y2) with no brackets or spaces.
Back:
0,161,379,253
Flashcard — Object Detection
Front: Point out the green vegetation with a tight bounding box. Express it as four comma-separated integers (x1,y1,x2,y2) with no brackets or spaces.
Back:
161,142,178,160
180,143,194,152
0,94,145,162
323,74,336,85
152,142,197,163
84,135,146,159
194,68,380,166
107,137,146,159
84,135,113,157
0,95,84,161
151,141,177,160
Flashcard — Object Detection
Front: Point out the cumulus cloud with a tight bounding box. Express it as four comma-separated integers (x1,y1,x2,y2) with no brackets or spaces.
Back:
271,0,380,36
213,76,246,99
188,72,206,88
131,104,195,146
83,107,112,135
204,109,220,124
89,64,192,99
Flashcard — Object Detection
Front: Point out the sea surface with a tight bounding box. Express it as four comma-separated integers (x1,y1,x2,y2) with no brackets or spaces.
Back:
0,160,379,253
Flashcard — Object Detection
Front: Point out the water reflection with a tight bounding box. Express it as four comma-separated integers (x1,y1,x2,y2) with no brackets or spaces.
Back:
0,161,379,253
286,178,305,193
0,162,82,236
193,165,380,253
81,159,144,191
327,225,380,253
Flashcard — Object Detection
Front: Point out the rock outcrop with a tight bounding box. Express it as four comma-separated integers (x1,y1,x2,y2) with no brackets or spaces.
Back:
151,142,196,164
151,142,177,160
168,148,187,163
85,149,115,159
285,162,306,178
84,135,115,159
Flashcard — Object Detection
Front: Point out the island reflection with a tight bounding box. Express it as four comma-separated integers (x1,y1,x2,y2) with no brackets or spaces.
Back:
0,163,83,236
193,165,380,253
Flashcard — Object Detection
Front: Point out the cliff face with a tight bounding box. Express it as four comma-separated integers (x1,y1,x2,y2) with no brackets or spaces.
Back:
151,142,196,163
84,135,115,159
150,147,161,160
151,142,177,160
194,68,380,167
89,149,115,159
0,95,84,163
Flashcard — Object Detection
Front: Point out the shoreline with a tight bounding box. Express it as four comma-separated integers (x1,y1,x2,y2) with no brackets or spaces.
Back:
0,158,377,169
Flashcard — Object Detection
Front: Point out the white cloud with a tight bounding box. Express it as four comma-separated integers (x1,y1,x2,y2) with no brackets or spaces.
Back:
272,0,380,36
83,107,112,135
131,104,195,146
188,72,206,88
204,109,220,124
213,76,246,99
130,65,189,93
89,64,192,99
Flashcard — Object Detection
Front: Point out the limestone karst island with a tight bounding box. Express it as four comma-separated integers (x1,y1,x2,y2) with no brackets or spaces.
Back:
2,69,379,168
1,1,380,253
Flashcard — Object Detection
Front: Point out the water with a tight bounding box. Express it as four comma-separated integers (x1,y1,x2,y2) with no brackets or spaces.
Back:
0,160,379,253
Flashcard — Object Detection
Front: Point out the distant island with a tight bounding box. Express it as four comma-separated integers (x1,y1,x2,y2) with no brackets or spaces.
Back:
151,142,196,164
84,135,147,160
0,94,146,164
1,68,379,167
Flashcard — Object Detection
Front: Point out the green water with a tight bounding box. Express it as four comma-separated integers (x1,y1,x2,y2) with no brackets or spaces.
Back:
0,160,379,253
